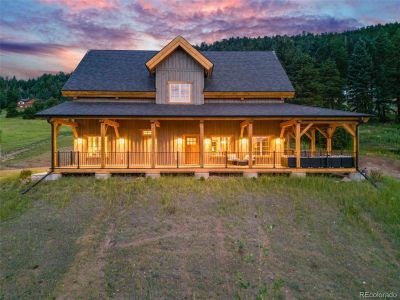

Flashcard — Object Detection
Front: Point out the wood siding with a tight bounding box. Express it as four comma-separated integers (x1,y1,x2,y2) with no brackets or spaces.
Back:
156,49,204,105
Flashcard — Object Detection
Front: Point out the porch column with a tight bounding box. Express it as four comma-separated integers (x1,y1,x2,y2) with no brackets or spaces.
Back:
310,128,316,156
151,120,156,168
248,121,253,168
51,121,57,170
295,122,301,168
199,120,204,168
327,126,333,154
100,122,106,168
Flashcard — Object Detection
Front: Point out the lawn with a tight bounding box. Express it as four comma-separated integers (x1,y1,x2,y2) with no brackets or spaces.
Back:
359,123,400,159
1,175,399,299
0,112,71,154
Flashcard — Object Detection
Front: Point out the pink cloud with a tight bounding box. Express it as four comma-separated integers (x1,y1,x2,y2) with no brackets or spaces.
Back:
40,0,118,11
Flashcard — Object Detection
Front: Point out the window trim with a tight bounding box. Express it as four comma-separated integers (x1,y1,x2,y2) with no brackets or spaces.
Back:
252,136,271,156
168,81,192,104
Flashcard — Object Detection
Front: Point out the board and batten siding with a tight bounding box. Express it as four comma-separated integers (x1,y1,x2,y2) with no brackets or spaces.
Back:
155,49,204,105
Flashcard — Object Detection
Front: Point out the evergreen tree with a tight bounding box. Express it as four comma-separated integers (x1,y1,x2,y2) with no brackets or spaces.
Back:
319,60,344,109
347,40,374,113
386,29,400,122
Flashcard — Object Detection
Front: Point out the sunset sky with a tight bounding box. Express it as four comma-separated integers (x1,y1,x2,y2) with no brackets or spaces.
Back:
0,0,399,79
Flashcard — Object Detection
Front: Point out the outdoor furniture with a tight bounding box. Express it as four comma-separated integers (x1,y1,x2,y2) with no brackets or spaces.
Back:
283,155,354,168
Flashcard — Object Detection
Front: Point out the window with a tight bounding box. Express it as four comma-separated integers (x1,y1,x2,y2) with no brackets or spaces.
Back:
87,136,108,157
169,82,191,103
210,136,231,152
186,137,197,145
253,137,270,155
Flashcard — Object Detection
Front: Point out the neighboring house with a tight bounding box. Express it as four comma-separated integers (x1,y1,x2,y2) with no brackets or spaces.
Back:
17,98,35,109
37,36,369,176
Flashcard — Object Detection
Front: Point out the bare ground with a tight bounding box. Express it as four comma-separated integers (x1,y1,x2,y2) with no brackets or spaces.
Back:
360,155,400,178
1,177,399,299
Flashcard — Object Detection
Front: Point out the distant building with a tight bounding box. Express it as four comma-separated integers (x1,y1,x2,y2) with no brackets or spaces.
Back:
17,98,35,109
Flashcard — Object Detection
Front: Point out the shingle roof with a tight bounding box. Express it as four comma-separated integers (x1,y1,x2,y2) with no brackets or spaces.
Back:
36,102,369,118
62,50,294,92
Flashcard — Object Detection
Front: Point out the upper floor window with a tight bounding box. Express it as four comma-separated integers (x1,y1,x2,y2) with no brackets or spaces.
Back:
169,82,192,103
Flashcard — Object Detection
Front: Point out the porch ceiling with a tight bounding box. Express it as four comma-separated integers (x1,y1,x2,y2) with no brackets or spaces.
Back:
36,102,370,119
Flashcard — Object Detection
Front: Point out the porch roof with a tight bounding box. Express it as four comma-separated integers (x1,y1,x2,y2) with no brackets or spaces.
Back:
36,102,370,119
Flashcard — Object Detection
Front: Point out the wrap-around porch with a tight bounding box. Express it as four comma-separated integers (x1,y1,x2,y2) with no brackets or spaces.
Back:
51,118,359,173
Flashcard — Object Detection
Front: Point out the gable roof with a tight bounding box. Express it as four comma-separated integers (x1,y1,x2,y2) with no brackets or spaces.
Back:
145,36,213,76
62,50,295,96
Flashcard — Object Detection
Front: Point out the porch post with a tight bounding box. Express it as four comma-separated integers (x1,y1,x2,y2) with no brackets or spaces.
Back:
151,120,156,168
310,128,316,156
51,121,57,170
355,124,359,169
295,122,301,168
199,120,204,168
327,126,332,154
248,120,253,168
100,122,106,168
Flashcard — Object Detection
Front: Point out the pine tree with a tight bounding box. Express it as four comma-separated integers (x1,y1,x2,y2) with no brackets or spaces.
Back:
347,40,374,113
386,29,400,122
319,60,344,109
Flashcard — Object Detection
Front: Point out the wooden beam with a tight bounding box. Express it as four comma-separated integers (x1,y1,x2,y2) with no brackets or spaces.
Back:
71,127,78,139
304,132,312,140
100,122,106,168
280,127,286,139
342,123,355,137
199,120,204,168
327,127,332,153
295,122,301,168
248,121,253,168
300,123,313,137
53,123,58,168
310,129,316,155
101,119,119,128
53,119,79,127
151,121,156,168
204,91,295,99
280,119,298,128
316,127,328,139
62,90,156,98
240,120,249,128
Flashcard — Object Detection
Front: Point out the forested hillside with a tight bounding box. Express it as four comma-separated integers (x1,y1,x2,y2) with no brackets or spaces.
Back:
197,23,400,122
1,23,399,122
0,73,69,118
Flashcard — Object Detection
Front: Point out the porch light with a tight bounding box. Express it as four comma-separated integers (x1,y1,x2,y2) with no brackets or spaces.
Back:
119,138,125,144
241,138,247,144
275,138,281,145
77,138,83,144
177,138,183,145
205,138,211,144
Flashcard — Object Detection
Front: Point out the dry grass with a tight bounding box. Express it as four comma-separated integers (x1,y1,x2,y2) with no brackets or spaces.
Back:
0,175,399,299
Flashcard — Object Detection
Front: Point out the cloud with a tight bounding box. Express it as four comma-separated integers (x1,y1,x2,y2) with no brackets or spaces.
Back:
39,0,119,11
0,40,65,55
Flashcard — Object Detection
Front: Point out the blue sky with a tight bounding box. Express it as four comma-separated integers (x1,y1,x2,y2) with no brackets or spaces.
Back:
0,0,399,79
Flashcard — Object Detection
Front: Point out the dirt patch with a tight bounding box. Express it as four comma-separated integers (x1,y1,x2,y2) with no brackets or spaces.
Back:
56,218,116,299
360,155,400,178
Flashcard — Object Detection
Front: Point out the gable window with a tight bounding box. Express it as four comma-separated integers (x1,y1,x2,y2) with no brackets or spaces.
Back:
169,82,191,103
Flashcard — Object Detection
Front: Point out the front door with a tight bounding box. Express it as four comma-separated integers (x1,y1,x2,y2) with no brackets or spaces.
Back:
184,135,199,165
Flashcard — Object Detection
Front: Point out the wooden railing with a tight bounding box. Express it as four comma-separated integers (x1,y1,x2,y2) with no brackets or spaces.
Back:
56,151,355,169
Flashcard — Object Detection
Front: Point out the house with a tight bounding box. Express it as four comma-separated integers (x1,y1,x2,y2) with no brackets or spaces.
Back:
17,98,35,109
36,36,369,177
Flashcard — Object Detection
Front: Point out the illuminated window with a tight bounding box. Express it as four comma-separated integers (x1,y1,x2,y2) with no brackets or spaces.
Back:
253,137,270,155
169,82,191,103
87,136,108,157
186,137,197,145
210,137,231,152
142,129,152,136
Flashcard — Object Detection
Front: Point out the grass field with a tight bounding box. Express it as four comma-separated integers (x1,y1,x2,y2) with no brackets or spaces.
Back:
0,112,72,154
360,123,400,159
1,175,399,299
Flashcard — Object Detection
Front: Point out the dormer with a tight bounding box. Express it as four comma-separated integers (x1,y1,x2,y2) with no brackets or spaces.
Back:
146,36,213,105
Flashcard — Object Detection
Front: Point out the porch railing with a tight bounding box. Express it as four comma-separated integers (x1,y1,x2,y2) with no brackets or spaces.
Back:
56,151,356,169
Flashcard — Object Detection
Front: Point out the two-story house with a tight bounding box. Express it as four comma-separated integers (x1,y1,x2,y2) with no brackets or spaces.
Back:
37,36,369,177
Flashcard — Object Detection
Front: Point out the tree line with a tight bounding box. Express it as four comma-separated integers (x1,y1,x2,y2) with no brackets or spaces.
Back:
1,23,399,122
0,73,69,118
197,23,400,122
